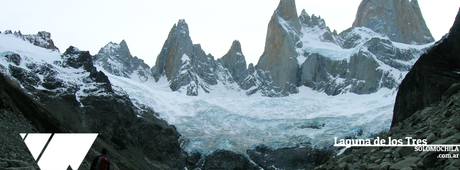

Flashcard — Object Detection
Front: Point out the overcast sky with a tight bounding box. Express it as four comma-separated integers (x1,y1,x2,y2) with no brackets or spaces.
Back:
1,1,459,67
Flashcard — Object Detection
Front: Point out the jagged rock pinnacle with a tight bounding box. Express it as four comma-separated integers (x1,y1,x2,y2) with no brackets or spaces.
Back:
299,10,310,25
119,39,132,58
228,40,242,54
175,19,190,36
352,0,434,44
152,19,220,95
218,40,248,85
154,19,193,80
256,0,301,94
275,0,301,31
299,9,327,29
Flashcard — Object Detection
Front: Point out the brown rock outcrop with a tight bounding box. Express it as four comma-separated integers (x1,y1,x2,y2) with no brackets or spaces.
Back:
256,0,301,94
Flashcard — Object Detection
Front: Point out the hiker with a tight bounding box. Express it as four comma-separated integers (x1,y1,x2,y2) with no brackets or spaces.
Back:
91,148,111,170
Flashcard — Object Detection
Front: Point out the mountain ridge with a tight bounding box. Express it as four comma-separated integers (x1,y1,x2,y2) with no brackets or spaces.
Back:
95,0,433,97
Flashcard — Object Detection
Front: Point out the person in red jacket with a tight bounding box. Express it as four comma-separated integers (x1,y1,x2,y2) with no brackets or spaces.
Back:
90,148,111,170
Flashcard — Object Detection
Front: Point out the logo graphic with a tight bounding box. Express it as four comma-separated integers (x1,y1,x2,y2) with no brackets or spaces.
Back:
20,133,98,170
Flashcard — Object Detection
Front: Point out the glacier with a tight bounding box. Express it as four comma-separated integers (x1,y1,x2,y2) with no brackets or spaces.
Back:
106,72,397,154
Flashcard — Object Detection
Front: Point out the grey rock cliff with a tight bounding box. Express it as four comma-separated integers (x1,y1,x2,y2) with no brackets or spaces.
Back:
352,0,434,44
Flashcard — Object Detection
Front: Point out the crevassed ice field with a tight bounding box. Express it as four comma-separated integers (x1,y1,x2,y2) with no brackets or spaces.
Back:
108,74,396,154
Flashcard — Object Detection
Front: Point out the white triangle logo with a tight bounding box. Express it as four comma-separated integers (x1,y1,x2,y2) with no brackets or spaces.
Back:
21,133,52,160
21,133,98,170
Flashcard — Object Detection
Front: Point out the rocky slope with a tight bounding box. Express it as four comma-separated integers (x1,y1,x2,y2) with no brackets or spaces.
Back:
0,71,62,170
352,0,434,44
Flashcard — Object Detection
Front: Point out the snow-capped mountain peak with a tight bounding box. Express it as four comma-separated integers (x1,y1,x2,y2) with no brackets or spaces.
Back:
93,40,151,83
